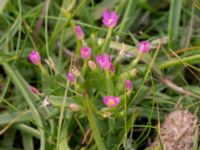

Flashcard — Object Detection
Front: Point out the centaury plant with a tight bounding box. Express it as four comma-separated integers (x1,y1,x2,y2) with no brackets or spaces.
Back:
1,0,200,150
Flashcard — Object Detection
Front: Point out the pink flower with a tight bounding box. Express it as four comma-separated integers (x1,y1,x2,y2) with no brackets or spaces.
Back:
67,72,76,84
103,96,120,108
109,64,115,73
130,68,137,77
102,10,119,28
30,86,40,95
69,103,79,111
88,60,97,70
28,50,41,65
125,80,133,91
75,26,84,40
96,53,112,70
81,46,91,60
138,41,150,54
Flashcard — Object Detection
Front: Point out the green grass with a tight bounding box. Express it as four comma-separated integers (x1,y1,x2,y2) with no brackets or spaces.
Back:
1,0,200,150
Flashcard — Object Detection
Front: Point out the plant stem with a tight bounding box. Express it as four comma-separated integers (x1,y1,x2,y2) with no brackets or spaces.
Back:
102,28,112,53
56,81,69,150
105,70,114,95
130,52,142,69
83,97,106,150
38,63,48,75
159,54,200,69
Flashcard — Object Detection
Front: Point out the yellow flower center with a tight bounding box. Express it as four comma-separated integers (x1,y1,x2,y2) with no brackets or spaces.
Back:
108,98,115,107
108,18,113,24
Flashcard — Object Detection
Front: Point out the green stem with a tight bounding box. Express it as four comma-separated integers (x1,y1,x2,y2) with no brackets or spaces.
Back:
105,70,114,95
101,28,113,53
38,63,48,75
45,0,50,58
128,45,160,107
126,52,142,79
47,0,87,50
76,40,82,55
124,91,127,150
118,0,133,33
159,54,200,70
57,27,65,74
82,60,88,76
14,124,40,139
130,52,142,69
168,0,182,48
1,77,11,100
56,81,69,150
84,97,106,150
58,121,71,150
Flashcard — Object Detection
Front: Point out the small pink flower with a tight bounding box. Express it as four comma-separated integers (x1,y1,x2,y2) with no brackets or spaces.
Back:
109,64,115,73
69,103,79,111
138,41,150,54
75,26,84,40
96,53,112,70
102,10,119,28
103,96,120,108
130,68,137,77
125,80,133,91
88,60,97,70
67,72,76,84
30,86,40,95
81,46,91,60
28,50,41,65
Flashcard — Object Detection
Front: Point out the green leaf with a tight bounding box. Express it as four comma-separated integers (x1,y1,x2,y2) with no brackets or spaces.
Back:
2,62,46,150
0,0,8,14
0,111,32,125
84,99,106,150
22,132,34,150
168,0,182,48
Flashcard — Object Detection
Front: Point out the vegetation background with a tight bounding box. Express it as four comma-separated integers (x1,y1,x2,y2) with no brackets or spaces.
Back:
0,0,200,150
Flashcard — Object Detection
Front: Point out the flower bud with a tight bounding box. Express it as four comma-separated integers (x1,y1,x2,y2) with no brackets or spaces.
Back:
67,72,76,84
80,46,92,60
102,111,112,118
75,26,84,40
41,96,51,107
45,57,56,72
109,64,115,73
125,79,133,91
69,103,79,111
30,86,40,95
71,66,81,77
88,60,97,70
102,10,119,28
28,50,41,65
138,41,150,54
120,72,128,80
130,68,137,77
96,53,112,70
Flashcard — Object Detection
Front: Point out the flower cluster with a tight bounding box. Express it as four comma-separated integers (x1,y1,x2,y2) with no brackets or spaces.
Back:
28,10,151,109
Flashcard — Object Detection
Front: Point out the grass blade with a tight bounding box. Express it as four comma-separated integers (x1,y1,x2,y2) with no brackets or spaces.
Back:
84,98,106,150
168,0,182,48
2,62,46,150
